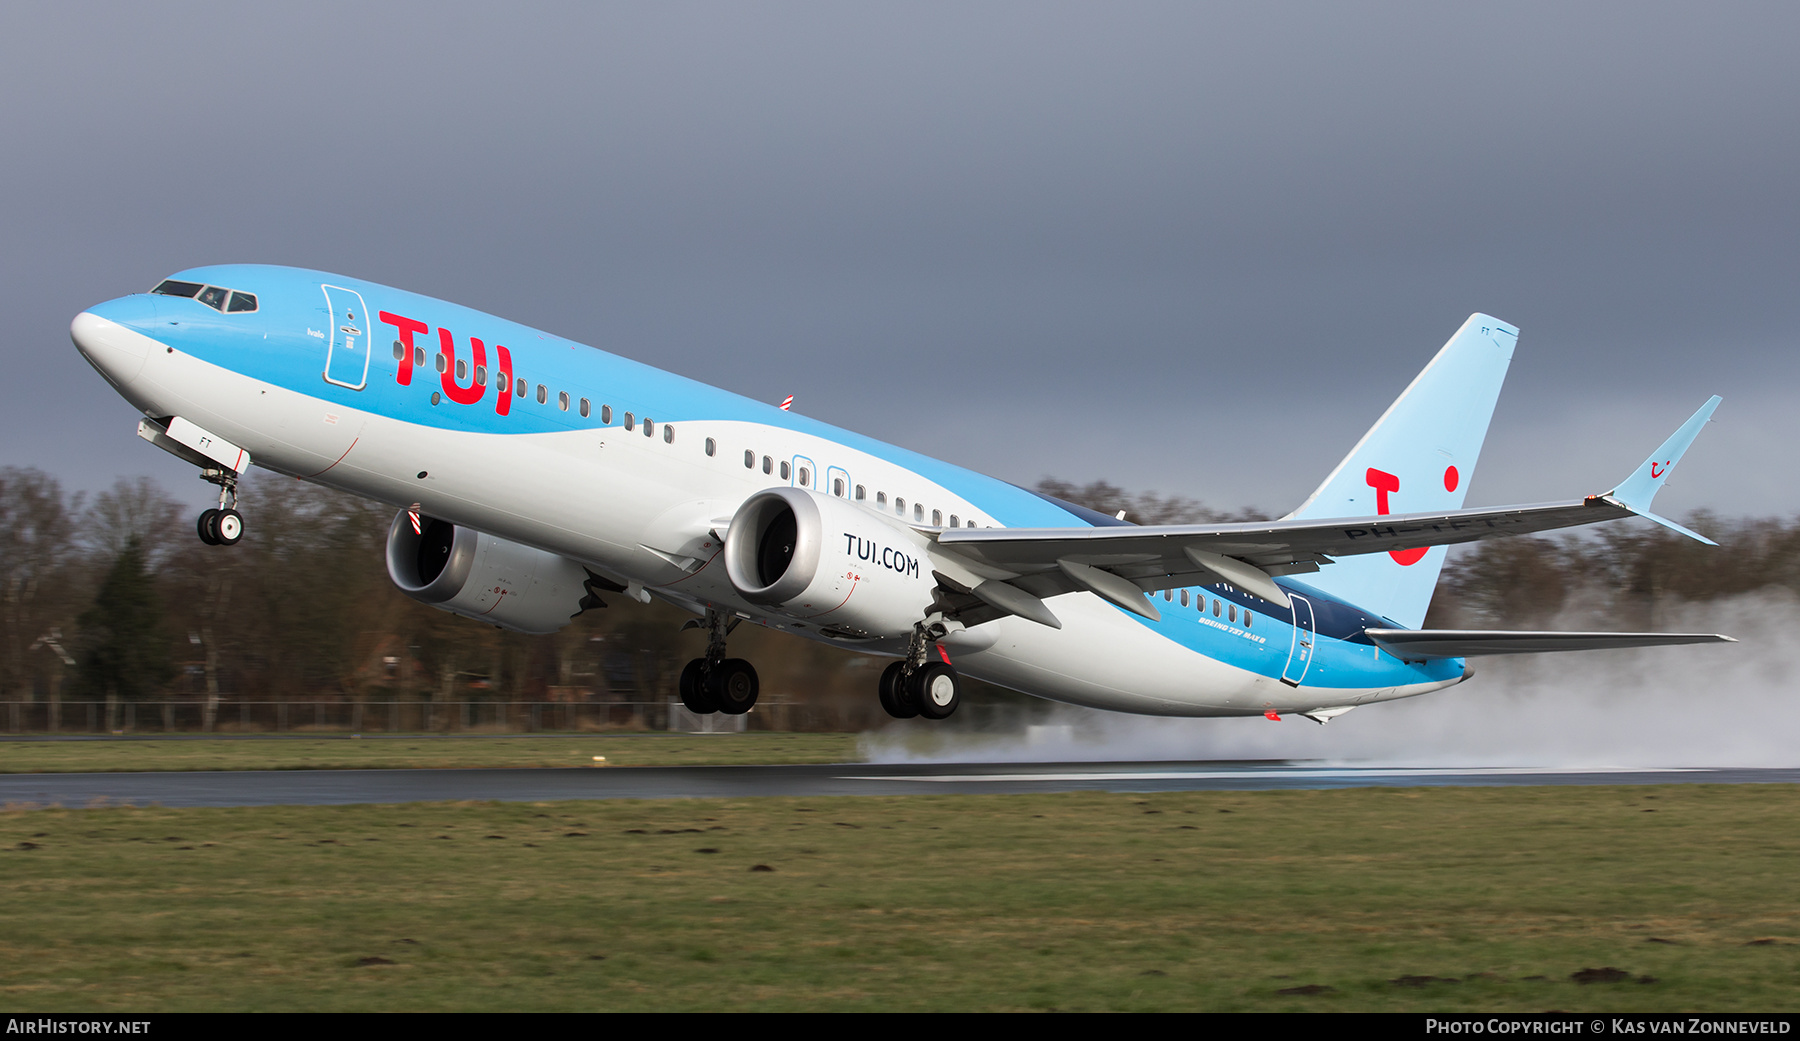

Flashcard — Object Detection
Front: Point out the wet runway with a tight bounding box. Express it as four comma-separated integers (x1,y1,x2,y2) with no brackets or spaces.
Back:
3,761,1798,808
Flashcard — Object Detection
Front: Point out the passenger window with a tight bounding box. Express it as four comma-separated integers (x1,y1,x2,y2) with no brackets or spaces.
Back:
1229,605,1237,623
914,503,924,522
744,450,755,468
834,479,845,497
436,354,449,374
644,419,654,437
515,378,526,397
663,425,674,444
1243,611,1253,629
1163,589,1172,602
226,292,258,313
932,509,942,526
457,359,467,381
600,404,612,423
780,460,791,480
558,391,569,411
579,398,590,418
1213,599,1221,617
475,365,486,386
798,467,810,486
895,497,905,515
762,456,772,474
197,286,228,311
538,384,548,404
1180,589,1189,607
855,485,865,500
949,514,958,527
417,347,427,368
705,437,716,457
392,341,405,361
624,412,634,430
151,279,203,298
876,492,886,506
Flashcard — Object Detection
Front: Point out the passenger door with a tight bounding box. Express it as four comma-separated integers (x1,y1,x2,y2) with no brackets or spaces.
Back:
321,284,372,390
1281,594,1317,687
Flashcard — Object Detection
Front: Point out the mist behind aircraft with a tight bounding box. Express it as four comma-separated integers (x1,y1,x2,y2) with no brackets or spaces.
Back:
863,591,1794,768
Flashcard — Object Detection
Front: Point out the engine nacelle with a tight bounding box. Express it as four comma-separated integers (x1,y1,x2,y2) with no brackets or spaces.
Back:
386,511,597,634
723,487,937,638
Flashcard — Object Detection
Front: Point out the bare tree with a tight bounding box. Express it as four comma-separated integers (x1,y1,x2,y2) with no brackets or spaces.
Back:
0,469,87,703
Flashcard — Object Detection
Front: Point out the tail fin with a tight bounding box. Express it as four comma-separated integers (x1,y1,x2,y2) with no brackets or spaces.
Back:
1284,314,1517,628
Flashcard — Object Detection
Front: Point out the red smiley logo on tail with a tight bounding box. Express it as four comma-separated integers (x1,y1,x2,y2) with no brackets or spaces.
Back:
1365,468,1428,566
1650,461,1668,479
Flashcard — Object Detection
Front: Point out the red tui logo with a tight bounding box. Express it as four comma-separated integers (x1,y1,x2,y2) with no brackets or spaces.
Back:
1365,468,1428,566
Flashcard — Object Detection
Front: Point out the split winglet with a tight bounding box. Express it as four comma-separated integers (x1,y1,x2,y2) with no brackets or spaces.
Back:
1586,395,1722,546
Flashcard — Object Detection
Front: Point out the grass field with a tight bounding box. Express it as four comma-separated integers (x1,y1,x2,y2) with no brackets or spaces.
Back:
3,784,1797,1011
0,733,862,773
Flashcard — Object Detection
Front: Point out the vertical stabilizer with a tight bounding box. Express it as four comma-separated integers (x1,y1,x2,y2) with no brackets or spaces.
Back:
1284,314,1517,628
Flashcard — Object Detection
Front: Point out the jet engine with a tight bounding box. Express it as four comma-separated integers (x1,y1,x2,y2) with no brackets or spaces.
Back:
386,511,600,634
723,486,937,638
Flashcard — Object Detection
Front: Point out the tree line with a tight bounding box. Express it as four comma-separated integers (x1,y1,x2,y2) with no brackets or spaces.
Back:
3,468,1789,706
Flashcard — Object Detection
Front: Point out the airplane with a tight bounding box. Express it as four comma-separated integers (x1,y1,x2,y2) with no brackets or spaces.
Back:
70,265,1733,723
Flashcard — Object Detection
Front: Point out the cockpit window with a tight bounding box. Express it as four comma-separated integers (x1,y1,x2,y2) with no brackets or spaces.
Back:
151,279,259,313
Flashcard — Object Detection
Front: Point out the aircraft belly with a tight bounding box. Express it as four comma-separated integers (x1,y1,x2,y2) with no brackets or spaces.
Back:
331,417,704,580
952,596,1263,716
946,595,1462,717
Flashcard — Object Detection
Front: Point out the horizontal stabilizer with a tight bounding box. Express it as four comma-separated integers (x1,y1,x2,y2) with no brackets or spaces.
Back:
1366,628,1735,661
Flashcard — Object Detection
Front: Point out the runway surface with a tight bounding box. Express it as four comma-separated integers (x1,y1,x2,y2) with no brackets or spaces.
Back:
3,762,1798,808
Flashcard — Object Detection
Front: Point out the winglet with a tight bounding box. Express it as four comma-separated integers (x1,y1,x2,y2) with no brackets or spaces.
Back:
1593,395,1721,545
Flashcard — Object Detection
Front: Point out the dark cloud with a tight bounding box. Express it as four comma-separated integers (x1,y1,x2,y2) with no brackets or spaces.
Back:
5,2,1795,516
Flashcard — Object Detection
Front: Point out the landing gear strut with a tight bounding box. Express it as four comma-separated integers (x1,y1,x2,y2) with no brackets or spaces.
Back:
878,619,962,720
195,466,244,547
679,608,759,716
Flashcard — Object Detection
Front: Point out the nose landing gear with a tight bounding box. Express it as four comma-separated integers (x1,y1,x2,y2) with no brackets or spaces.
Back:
194,466,245,547
679,608,760,716
196,507,243,546
132,417,250,549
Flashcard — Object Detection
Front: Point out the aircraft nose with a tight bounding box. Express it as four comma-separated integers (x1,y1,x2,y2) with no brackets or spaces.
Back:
71,308,153,386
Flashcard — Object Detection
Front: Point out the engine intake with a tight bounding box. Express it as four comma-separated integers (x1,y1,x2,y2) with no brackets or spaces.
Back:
386,511,598,634
723,487,936,638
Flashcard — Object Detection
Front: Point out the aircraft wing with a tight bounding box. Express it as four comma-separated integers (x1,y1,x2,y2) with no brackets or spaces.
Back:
1363,629,1736,661
934,497,1642,615
929,397,1721,624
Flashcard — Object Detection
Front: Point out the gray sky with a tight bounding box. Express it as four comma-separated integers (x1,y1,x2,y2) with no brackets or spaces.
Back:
6,2,1796,520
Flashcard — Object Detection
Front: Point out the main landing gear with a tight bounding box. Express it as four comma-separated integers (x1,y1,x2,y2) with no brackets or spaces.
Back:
878,620,962,721
679,608,760,716
194,466,244,547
